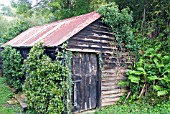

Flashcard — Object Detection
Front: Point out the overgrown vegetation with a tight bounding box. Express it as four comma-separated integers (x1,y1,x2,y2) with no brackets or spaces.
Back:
1,45,24,91
12,0,113,21
1,43,72,113
98,1,170,104
23,43,72,114
125,42,170,99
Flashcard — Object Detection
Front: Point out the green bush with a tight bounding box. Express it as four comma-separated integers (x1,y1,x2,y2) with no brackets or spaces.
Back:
118,36,170,100
98,3,135,51
23,43,71,114
127,45,170,96
1,45,24,91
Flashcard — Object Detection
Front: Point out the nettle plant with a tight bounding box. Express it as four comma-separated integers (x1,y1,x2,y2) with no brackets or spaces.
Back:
23,43,72,114
1,45,24,91
126,42,170,99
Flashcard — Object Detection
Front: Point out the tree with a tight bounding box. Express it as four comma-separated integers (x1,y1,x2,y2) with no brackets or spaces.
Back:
0,21,30,43
1,5,14,16
0,14,8,38
11,0,114,21
114,0,170,38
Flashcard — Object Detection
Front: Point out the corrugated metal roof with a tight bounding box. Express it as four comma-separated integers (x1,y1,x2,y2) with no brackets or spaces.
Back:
2,12,101,47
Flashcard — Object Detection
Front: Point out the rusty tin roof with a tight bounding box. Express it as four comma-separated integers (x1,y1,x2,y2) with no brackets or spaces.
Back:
2,12,101,47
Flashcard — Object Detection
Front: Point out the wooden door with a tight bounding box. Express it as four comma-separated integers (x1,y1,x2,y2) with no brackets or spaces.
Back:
72,52,100,112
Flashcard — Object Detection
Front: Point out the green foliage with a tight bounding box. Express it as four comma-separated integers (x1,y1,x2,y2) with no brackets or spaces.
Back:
119,28,170,100
115,0,170,39
98,3,135,51
95,100,170,114
0,14,9,37
126,41,170,98
12,0,114,21
1,5,14,16
1,45,23,91
98,3,133,30
0,21,30,44
23,43,71,114
98,1,170,103
11,0,32,17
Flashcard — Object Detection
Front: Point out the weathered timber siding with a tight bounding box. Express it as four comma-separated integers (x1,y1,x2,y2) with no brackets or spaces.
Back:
72,52,99,112
67,19,132,107
67,19,114,53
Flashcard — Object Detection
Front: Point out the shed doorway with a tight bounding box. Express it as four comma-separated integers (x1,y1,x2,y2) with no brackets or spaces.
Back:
72,52,100,112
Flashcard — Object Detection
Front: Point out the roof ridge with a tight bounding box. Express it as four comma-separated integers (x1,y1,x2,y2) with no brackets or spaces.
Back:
33,11,99,28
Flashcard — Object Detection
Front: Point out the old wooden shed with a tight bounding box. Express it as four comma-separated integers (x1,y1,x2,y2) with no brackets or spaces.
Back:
2,12,131,112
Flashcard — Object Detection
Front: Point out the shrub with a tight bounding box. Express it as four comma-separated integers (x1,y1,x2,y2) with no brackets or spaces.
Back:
126,44,170,98
23,43,71,114
1,45,24,91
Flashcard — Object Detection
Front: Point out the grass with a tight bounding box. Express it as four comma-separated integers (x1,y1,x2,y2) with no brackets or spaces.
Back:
95,100,170,114
0,77,21,114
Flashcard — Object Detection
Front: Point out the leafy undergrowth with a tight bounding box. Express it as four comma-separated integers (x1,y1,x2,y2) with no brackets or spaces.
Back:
95,100,170,114
0,77,21,114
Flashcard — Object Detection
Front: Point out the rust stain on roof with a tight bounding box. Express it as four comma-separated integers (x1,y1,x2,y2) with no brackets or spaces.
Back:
2,12,101,47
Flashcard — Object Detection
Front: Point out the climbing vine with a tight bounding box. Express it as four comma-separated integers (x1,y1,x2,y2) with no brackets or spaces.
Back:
1,45,24,91
98,2,134,83
98,3,134,51
23,43,72,114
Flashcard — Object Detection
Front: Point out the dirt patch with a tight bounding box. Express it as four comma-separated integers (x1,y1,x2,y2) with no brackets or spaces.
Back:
2,103,16,108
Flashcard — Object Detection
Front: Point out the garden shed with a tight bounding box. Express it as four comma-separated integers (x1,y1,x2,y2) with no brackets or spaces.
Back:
2,12,131,112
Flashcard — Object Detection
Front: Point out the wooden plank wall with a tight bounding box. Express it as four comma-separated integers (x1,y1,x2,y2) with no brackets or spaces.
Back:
67,19,132,107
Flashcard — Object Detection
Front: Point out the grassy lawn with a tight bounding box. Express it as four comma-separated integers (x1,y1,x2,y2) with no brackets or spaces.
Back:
0,77,21,114
95,101,170,114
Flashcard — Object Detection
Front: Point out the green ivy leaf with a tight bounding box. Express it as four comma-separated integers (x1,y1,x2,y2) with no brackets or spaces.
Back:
157,90,168,96
128,75,140,84
118,81,129,87
153,57,159,65
148,76,158,81
129,70,143,75
162,56,170,64
153,85,162,91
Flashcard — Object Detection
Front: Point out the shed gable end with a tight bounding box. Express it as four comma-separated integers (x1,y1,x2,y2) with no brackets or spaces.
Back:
67,19,114,53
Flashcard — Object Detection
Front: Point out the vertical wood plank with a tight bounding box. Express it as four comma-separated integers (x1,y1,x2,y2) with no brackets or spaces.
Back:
72,52,99,112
